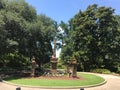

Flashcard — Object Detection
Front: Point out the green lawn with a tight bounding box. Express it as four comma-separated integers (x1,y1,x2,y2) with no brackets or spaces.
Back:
5,72,105,87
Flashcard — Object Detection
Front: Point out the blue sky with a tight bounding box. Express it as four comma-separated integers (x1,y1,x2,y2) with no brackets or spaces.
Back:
25,0,120,23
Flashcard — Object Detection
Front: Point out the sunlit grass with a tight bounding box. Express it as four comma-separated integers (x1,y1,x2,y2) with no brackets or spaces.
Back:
5,72,105,87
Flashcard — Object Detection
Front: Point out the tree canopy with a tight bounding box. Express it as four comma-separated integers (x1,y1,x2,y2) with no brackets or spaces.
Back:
0,0,54,68
0,1,120,73
60,4,120,72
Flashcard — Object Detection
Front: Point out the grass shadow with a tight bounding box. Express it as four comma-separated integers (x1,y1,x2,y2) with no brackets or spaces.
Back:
4,76,22,81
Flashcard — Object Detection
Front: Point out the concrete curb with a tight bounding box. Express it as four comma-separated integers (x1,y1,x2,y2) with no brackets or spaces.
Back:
2,80,107,89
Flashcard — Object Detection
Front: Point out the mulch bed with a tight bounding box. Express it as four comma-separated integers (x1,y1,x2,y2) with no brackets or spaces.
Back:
25,75,85,81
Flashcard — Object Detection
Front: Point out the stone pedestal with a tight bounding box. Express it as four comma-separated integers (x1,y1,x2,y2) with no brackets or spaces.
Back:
31,56,36,77
50,55,58,76
66,60,70,73
72,58,77,77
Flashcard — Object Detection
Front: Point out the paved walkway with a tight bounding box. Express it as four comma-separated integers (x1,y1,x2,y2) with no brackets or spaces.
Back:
0,73,120,90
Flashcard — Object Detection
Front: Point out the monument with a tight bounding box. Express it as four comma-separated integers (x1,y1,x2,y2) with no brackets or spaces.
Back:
50,38,58,76
72,58,77,77
31,56,36,77
66,60,70,73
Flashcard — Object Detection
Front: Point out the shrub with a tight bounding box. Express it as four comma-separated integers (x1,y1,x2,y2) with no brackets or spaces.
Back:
58,62,65,69
43,63,51,69
91,68,111,74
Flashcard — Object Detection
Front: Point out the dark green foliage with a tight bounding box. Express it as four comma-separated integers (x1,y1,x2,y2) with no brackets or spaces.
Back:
6,0,37,22
91,68,111,74
0,0,6,9
0,0,54,69
42,62,51,69
60,4,120,72
26,14,54,67
115,15,120,30
0,1,120,73
59,21,74,63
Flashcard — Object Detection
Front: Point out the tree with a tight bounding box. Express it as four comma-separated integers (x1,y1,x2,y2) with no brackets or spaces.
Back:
115,15,120,30
0,0,6,10
6,0,37,22
26,14,54,67
0,0,37,55
59,21,74,63
0,0,29,68
0,0,55,69
61,4,120,72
